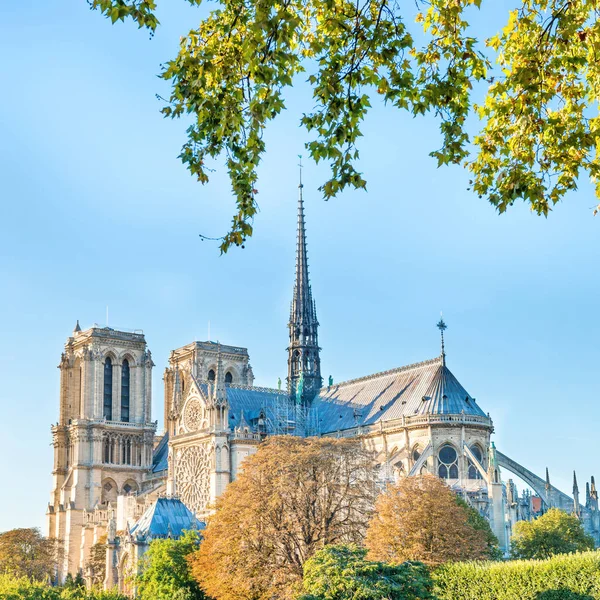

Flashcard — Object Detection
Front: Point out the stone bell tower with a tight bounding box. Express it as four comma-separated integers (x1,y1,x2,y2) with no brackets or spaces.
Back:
47,323,156,581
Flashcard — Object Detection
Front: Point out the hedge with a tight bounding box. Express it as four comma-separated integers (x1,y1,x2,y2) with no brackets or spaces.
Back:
0,575,126,600
434,551,600,600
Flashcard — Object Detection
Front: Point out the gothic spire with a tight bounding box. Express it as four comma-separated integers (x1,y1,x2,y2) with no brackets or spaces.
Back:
437,316,447,366
573,471,580,517
291,157,316,328
287,157,322,403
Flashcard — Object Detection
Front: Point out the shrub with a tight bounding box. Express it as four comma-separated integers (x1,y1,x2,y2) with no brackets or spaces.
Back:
433,551,600,600
300,544,435,600
0,574,127,600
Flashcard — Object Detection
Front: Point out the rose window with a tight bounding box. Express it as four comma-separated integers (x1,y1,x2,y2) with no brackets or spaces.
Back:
174,445,211,514
183,397,205,432
438,444,459,479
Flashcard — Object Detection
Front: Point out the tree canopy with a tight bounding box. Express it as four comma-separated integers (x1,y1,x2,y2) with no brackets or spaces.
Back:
136,530,205,600
299,544,435,600
0,528,61,581
510,507,595,559
364,474,491,566
89,0,600,251
188,436,377,600
455,495,502,560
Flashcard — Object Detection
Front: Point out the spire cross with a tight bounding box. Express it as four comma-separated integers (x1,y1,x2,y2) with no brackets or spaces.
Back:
298,154,303,189
436,315,447,365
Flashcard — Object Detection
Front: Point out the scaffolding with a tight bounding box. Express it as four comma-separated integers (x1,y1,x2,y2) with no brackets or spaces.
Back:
267,392,319,437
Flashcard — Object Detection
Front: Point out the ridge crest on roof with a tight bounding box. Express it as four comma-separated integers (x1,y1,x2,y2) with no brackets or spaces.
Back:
322,356,442,391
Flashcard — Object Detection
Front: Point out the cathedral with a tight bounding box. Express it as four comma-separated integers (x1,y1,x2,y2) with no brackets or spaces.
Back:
47,177,600,591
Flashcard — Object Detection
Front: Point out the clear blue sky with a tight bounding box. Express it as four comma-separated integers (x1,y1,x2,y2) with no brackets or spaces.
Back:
1,1,598,532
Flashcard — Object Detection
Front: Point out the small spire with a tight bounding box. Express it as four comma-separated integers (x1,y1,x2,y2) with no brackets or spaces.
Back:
214,343,227,405
573,471,579,493
586,481,591,504
74,320,81,333
436,315,447,366
545,467,551,490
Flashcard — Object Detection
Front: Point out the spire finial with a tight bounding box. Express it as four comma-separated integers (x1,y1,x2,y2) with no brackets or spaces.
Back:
436,314,447,365
298,154,303,190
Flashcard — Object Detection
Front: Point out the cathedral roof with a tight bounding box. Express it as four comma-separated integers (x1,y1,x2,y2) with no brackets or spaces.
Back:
152,433,169,473
129,497,204,540
313,357,487,433
194,381,286,431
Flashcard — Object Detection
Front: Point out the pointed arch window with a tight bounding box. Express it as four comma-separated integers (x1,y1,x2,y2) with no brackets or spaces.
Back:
208,369,216,382
438,444,459,479
225,371,233,384
121,359,130,422
468,445,484,480
103,357,113,420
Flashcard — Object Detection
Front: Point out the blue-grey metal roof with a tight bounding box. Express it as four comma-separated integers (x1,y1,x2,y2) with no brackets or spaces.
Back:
152,433,169,473
313,357,486,433
196,382,288,432
129,497,205,540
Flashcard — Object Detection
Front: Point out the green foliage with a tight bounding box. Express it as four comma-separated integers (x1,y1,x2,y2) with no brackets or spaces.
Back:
455,496,502,560
136,529,205,600
0,528,61,582
0,574,126,600
300,544,435,600
434,551,600,600
510,508,595,560
89,1,600,251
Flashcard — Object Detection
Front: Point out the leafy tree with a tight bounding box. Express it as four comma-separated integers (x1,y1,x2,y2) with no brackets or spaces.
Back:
88,0,600,252
510,508,595,560
299,544,435,600
136,529,205,600
455,495,502,560
0,528,61,581
365,474,490,567
85,536,107,588
188,436,378,600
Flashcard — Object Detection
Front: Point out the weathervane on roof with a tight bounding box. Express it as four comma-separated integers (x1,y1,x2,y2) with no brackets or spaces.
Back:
298,154,303,189
437,314,447,366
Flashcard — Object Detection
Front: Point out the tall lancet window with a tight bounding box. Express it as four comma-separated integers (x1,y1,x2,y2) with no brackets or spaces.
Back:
103,357,113,420
121,359,130,422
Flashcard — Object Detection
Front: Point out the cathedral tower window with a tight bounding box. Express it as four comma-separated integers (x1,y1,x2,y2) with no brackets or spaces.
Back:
468,445,484,479
208,369,215,382
438,444,459,479
121,359,130,422
225,371,233,384
103,357,113,420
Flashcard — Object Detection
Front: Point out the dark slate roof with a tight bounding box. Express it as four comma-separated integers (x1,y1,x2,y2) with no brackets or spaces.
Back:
152,433,169,473
313,357,486,433
195,381,288,431
129,497,204,540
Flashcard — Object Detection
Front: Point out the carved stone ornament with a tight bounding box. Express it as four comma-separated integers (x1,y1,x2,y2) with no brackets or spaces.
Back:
183,397,206,432
174,445,211,514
